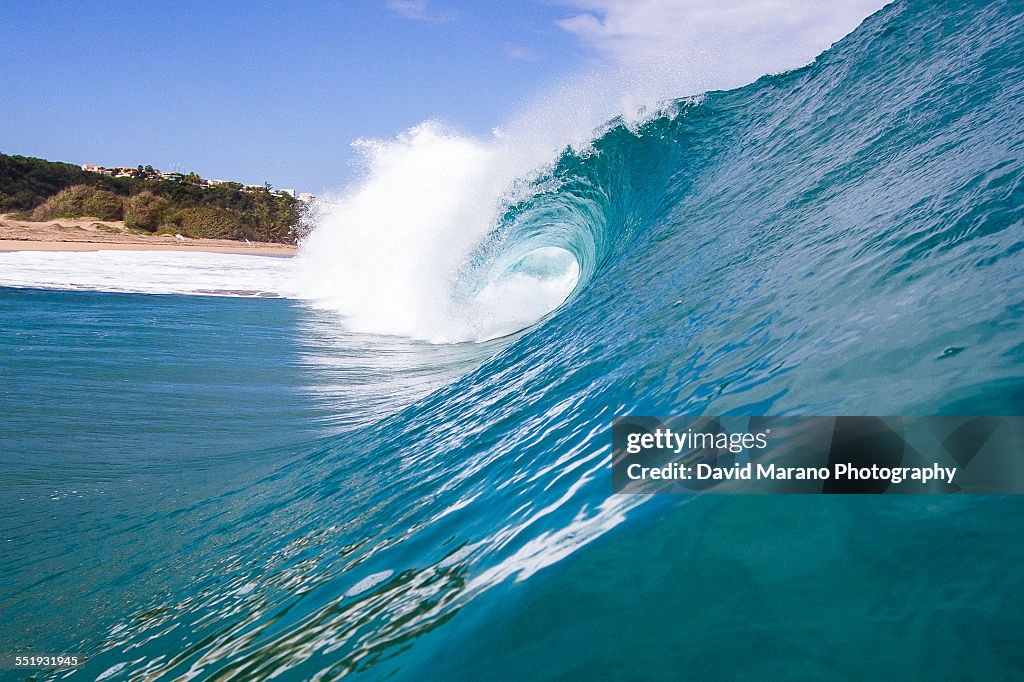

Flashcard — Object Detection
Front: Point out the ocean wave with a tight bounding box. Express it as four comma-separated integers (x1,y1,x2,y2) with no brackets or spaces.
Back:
12,0,1024,679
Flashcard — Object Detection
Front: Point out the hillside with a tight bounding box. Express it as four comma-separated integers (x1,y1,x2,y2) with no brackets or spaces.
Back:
0,153,310,244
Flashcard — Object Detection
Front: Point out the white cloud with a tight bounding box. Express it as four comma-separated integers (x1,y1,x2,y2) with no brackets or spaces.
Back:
385,0,454,23
504,44,542,62
556,0,891,92
486,0,893,167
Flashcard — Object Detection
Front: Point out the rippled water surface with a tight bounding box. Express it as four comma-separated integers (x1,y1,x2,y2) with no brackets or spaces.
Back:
3,0,1024,679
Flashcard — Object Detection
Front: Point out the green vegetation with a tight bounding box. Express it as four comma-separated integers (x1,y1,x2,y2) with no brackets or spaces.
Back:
31,186,124,221
161,207,243,240
123,192,171,230
0,152,308,243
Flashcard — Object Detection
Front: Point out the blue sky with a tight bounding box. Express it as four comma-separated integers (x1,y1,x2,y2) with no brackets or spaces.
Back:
0,1,885,194
0,1,598,193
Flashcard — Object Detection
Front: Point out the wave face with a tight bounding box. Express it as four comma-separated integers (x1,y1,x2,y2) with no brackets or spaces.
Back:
9,0,1024,679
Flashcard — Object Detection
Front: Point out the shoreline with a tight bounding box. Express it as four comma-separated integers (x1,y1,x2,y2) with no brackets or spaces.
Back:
0,239,297,256
0,214,297,256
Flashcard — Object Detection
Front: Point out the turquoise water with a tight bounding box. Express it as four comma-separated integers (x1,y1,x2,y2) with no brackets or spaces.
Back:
3,0,1024,679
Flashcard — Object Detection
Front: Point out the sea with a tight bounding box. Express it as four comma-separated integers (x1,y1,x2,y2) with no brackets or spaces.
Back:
2,0,1024,679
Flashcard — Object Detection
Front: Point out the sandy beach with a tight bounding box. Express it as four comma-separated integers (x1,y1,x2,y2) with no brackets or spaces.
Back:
0,214,297,256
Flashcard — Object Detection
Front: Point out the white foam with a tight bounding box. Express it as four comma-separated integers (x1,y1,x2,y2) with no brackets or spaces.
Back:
0,249,298,298
0,3,889,343
295,2,889,343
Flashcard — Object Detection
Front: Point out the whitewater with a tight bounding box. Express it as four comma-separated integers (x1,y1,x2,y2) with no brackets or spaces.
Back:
3,0,1024,679
2,2,889,343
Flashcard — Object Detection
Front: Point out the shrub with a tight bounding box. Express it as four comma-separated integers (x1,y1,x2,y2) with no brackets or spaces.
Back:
31,185,94,220
30,185,123,221
124,192,170,231
81,189,123,220
160,206,243,239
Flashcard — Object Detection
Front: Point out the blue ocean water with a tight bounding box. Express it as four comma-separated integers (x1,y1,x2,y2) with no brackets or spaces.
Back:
2,0,1024,679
